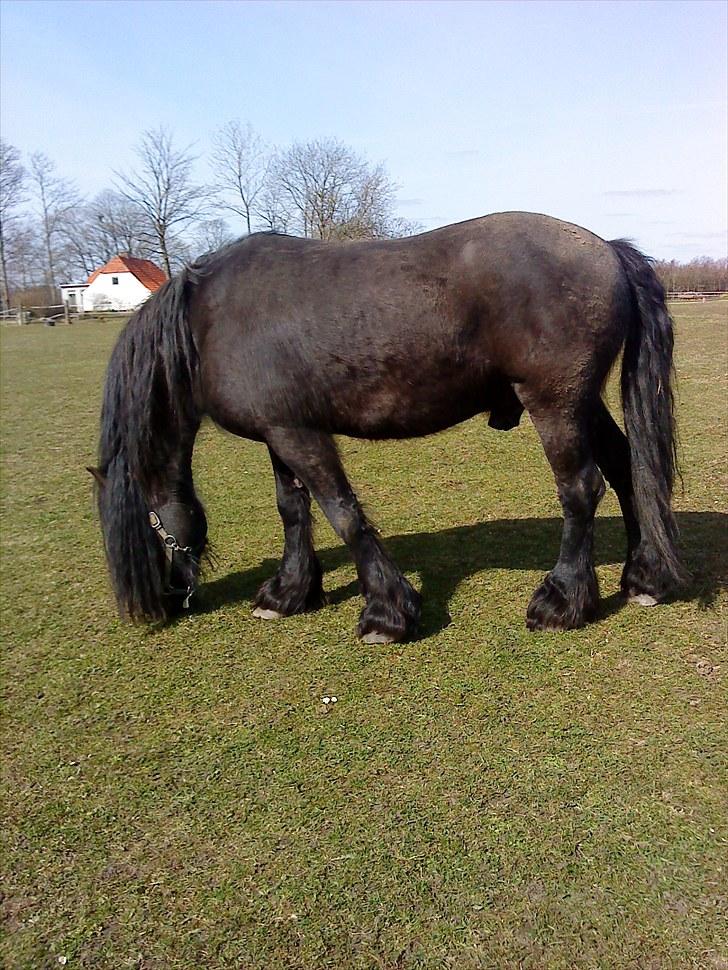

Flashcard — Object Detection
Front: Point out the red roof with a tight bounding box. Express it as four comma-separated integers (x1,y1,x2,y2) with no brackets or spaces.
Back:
87,255,167,291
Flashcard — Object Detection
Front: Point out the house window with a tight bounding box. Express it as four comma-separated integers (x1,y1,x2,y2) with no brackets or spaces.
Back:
111,276,119,285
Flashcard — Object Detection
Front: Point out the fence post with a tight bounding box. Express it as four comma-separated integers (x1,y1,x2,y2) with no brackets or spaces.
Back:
17,305,23,326
64,302,71,325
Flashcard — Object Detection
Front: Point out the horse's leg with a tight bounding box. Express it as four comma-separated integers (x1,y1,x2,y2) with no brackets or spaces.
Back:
253,448,325,619
522,402,606,630
590,401,664,606
265,427,421,643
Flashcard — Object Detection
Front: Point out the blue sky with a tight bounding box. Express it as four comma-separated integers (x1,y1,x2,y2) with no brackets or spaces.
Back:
1,0,726,259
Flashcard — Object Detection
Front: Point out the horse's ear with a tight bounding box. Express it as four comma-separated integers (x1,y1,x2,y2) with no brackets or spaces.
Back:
86,466,106,488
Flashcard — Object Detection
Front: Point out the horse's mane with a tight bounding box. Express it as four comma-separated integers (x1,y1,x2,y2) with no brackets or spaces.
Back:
96,271,200,620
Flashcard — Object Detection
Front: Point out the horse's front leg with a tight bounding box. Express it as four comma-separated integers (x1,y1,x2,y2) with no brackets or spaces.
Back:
253,448,325,619
265,427,421,643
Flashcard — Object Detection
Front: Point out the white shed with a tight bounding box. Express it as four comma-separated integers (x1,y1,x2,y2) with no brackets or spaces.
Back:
60,282,88,311
61,254,167,312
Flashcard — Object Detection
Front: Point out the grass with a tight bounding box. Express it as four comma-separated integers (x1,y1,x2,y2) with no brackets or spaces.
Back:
1,302,726,969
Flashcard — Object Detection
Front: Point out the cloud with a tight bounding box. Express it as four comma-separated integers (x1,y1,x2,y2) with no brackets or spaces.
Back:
603,189,681,198
666,230,727,239
445,149,481,158
397,197,425,206
667,239,726,254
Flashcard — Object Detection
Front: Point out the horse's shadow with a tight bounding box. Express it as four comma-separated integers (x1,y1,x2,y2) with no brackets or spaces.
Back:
200,512,726,637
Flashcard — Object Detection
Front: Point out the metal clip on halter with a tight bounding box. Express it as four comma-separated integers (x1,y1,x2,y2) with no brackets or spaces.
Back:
148,510,197,609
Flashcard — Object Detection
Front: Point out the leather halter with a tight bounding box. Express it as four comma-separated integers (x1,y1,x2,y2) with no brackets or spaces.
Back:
148,510,199,609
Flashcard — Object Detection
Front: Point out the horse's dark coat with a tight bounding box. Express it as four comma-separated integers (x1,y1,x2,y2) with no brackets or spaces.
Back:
193,215,623,440
93,211,687,638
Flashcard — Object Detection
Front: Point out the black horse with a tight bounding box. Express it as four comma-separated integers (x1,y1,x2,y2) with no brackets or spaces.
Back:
89,212,687,641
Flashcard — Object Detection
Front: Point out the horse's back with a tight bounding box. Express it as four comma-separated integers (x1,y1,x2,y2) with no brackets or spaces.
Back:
191,213,629,439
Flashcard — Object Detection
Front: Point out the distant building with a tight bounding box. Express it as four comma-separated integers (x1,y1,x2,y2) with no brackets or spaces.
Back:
60,254,167,313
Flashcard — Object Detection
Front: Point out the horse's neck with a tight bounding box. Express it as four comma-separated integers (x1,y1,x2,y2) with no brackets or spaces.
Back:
147,438,197,507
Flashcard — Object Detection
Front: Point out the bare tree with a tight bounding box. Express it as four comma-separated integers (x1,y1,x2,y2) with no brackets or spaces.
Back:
269,138,418,241
255,173,295,234
211,121,268,234
270,139,360,239
328,162,420,240
91,189,154,259
115,127,208,277
29,152,81,291
191,217,235,257
654,257,728,293
4,219,42,292
0,140,26,310
62,190,157,278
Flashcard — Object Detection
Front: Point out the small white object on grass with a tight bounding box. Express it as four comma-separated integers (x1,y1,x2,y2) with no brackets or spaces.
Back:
252,607,283,620
362,631,395,644
629,593,658,607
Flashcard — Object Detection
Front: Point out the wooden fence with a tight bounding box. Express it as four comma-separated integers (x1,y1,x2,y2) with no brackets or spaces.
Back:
666,291,727,302
0,304,75,326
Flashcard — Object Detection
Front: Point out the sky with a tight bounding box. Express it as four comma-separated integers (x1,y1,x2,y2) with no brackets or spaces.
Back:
1,0,726,260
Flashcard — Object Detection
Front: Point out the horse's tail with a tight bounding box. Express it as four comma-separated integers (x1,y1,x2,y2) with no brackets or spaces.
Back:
610,239,688,595
95,269,200,621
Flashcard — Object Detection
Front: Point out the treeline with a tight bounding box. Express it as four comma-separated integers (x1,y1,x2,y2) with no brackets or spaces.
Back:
653,257,728,294
0,124,419,310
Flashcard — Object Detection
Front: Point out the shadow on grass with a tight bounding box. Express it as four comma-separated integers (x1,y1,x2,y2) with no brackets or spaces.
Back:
200,512,727,636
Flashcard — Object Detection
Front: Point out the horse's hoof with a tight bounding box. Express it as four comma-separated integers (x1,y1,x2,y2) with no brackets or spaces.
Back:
252,607,283,620
629,593,658,607
526,571,598,631
361,631,395,645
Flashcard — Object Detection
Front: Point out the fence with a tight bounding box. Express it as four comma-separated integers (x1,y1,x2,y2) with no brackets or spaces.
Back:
0,304,76,326
666,291,727,302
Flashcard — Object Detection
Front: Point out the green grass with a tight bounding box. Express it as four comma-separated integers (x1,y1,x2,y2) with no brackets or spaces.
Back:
2,303,726,969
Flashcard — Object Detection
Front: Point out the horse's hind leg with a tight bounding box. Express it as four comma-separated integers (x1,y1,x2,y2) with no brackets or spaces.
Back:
522,402,605,630
590,400,639,547
265,427,421,643
253,448,325,618
590,401,661,605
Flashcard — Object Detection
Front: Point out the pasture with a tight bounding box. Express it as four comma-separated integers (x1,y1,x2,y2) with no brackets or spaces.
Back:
2,301,726,969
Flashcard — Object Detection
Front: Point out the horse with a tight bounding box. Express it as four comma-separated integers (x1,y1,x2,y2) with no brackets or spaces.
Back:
88,211,687,642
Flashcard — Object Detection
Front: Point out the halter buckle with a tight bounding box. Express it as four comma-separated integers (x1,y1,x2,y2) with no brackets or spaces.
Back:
148,508,200,605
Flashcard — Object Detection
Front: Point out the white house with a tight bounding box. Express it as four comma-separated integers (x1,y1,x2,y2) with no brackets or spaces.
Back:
60,254,167,313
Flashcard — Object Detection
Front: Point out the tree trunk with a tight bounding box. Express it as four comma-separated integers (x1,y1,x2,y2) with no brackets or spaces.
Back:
0,230,10,312
160,237,171,277
43,213,56,288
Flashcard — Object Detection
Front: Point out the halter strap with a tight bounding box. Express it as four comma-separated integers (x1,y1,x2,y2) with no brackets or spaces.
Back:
148,510,196,559
148,510,199,608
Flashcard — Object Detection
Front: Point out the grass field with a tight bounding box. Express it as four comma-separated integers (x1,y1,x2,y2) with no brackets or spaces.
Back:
2,301,726,969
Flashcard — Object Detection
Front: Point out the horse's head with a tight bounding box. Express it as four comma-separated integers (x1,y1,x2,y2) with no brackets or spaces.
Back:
147,496,208,614
89,465,208,622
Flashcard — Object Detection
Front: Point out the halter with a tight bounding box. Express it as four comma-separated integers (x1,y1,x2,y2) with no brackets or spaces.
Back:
148,510,199,609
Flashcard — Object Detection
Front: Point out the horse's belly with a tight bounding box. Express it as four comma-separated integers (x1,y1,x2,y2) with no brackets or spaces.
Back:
328,377,490,439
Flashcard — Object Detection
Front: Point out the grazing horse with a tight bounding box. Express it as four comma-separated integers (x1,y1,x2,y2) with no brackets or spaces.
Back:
89,212,686,641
